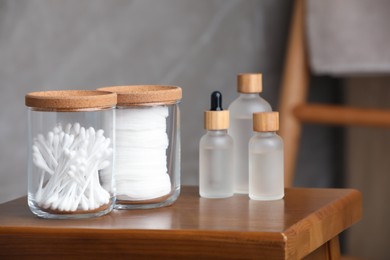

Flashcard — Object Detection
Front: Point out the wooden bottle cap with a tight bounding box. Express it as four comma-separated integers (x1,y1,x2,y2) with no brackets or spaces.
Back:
97,85,182,106
204,110,229,130
25,90,117,112
253,112,279,132
237,73,262,93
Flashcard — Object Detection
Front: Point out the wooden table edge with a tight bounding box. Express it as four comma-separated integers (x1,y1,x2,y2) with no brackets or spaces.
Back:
0,187,363,259
283,189,362,259
0,227,288,259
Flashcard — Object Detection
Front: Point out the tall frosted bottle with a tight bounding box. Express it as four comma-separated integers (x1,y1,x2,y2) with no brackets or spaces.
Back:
249,112,284,200
229,74,271,193
199,91,233,198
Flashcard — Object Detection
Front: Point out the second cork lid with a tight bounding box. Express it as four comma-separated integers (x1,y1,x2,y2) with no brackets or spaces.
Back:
97,85,182,106
237,73,262,93
253,112,279,132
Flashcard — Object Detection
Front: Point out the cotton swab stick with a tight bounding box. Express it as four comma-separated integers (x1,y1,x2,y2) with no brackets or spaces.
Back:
32,123,112,212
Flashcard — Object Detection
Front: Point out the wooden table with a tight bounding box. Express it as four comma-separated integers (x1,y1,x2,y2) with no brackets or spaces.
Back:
0,186,361,259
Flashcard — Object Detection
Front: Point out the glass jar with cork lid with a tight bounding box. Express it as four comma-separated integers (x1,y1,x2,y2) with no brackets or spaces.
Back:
25,90,117,219
97,85,182,209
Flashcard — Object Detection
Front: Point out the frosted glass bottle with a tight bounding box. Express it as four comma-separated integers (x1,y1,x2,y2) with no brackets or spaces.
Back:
229,74,271,194
249,112,284,201
199,91,234,198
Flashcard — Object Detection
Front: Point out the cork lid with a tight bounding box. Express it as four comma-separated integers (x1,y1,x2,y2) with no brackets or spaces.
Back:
237,73,262,93
25,90,117,111
253,112,279,132
204,110,229,130
97,85,182,106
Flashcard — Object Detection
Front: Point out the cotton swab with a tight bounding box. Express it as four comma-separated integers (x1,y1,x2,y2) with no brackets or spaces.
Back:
32,123,112,212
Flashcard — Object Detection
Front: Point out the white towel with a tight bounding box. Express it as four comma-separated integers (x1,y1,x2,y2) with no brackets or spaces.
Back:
307,0,390,75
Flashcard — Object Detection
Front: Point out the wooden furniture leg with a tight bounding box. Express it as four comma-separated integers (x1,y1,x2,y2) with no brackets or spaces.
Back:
279,0,309,187
303,236,341,260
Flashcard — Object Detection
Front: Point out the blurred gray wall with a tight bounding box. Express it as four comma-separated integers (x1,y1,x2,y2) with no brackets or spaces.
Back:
0,0,340,203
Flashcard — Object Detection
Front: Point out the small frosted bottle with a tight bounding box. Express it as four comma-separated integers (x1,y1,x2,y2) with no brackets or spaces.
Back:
199,91,234,198
229,73,272,194
249,112,284,201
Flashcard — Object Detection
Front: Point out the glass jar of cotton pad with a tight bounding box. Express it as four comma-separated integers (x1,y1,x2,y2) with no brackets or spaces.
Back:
25,90,117,219
97,85,182,209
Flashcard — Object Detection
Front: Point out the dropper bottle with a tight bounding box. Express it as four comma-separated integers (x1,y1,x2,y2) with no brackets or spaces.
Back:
199,91,234,198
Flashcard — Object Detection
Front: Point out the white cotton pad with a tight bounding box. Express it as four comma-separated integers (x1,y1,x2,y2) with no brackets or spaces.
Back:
115,106,171,200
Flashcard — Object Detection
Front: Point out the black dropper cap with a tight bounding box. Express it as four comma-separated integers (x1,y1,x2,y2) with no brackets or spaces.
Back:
204,91,229,130
210,91,223,111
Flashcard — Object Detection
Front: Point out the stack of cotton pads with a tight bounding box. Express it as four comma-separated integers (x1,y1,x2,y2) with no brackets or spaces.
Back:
115,106,171,201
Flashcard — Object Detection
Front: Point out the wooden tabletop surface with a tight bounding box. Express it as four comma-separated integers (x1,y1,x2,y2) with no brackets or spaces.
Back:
0,186,361,259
